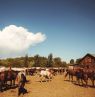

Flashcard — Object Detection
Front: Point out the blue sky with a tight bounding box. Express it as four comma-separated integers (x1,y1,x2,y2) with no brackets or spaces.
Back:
0,0,95,63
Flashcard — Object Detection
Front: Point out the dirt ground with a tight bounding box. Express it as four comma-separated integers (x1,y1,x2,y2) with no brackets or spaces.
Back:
0,74,95,97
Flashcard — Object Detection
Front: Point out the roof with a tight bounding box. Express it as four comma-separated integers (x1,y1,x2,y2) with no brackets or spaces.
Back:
85,53,95,58
79,53,95,63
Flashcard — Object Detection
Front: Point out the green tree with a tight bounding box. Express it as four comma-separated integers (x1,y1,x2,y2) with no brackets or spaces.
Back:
54,57,62,67
61,61,67,67
46,53,53,67
76,58,81,64
28,61,34,67
70,59,74,65
24,54,29,67
34,54,40,67
38,57,47,67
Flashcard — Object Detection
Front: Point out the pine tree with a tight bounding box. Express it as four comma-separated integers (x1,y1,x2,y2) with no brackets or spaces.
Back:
24,54,29,67
46,53,53,67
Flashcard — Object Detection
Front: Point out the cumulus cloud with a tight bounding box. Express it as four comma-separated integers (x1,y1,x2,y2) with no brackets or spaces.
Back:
0,25,46,55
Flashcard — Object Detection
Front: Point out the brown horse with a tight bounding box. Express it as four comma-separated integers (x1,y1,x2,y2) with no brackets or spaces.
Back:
64,68,77,82
0,71,5,92
0,70,17,92
28,68,36,76
75,68,95,87
64,67,95,87
5,70,18,86
90,70,95,87
75,68,88,86
83,69,95,87
64,67,88,86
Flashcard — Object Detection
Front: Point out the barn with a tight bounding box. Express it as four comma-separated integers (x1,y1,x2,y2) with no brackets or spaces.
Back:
78,53,95,68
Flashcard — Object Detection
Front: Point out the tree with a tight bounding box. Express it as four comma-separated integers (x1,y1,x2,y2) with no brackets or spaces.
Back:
34,54,40,67
28,61,34,67
39,57,47,67
46,53,53,67
24,54,29,67
61,61,67,67
70,59,74,65
0,54,68,68
76,58,81,64
54,57,62,67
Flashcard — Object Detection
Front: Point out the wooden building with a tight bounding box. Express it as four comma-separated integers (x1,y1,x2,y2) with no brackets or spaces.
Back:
78,53,95,68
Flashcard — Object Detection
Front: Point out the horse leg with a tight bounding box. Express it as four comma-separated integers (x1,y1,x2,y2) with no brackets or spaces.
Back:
40,76,43,82
48,76,51,82
86,80,88,87
69,74,70,81
91,79,94,87
4,80,7,85
5,80,8,89
0,81,2,92
93,80,95,87
45,76,48,82
12,79,15,86
81,79,83,86
10,80,12,87
77,78,80,85
0,81,5,92
84,79,88,87
64,72,68,80
71,75,73,82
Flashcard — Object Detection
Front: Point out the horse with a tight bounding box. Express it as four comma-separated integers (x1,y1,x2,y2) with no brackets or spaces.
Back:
82,68,95,87
90,70,95,87
64,68,77,82
0,71,5,92
28,68,36,76
64,67,88,87
39,69,53,82
75,68,88,86
73,68,95,87
0,70,18,92
5,70,18,87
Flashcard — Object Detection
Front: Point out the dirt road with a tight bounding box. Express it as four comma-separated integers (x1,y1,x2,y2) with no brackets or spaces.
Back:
0,75,95,97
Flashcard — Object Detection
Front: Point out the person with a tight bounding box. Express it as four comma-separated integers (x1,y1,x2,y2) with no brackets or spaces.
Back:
18,73,27,96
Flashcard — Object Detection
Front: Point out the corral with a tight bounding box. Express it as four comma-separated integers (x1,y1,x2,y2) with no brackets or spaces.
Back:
0,73,95,97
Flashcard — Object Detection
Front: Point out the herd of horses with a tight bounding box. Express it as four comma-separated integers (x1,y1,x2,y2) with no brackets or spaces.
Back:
64,66,95,87
27,67,65,82
0,67,65,92
37,67,95,87
0,66,95,92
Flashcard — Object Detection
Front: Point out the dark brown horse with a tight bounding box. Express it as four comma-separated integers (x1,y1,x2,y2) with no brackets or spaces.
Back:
64,67,88,86
82,68,95,87
90,70,95,87
5,70,18,86
28,68,36,76
74,68,95,87
75,68,88,86
0,70,18,92
64,68,77,82
0,71,5,92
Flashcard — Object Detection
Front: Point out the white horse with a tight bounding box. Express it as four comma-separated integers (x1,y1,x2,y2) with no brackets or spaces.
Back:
39,69,53,82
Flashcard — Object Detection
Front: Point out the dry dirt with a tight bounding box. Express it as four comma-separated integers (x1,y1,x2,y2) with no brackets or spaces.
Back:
0,74,95,97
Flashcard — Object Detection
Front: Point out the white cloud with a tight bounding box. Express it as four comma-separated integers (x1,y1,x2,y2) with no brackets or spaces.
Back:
0,25,46,56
